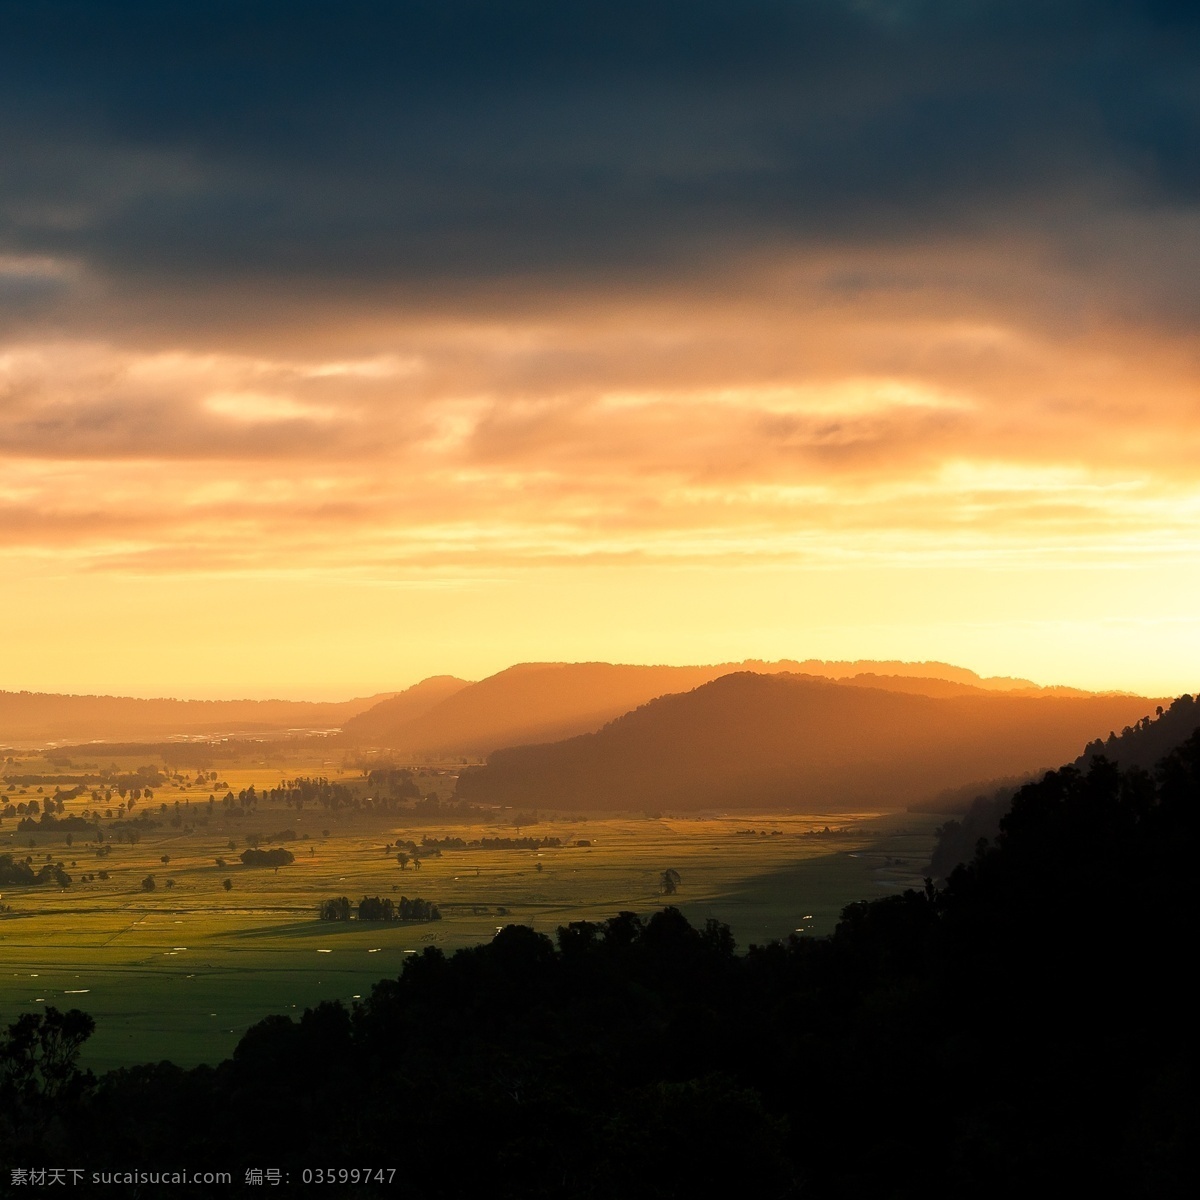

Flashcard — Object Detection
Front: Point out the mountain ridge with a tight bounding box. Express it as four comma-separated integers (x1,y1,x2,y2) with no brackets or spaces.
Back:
342,657,1108,755
454,670,1165,811
0,689,400,745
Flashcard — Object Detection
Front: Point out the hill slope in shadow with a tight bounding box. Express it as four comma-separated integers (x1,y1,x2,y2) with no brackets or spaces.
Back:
929,690,1200,877
342,658,1090,755
455,672,1161,811
326,675,470,744
343,662,740,754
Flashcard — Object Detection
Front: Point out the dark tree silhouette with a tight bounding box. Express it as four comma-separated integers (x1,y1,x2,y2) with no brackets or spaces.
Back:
5,727,1198,1199
319,896,351,921
239,848,295,869
0,1006,95,1105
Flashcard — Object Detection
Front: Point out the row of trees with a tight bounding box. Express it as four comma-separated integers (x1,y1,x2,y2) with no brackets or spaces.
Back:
318,895,441,922
0,854,70,887
14,813,97,835
364,768,421,799
3,796,66,817
418,834,562,851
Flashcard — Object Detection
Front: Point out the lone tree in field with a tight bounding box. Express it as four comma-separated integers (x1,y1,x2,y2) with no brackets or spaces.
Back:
140,875,155,892
239,847,294,871
660,868,682,896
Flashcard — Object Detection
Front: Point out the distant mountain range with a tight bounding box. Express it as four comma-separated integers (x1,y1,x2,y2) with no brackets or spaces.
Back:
344,662,753,753
454,671,1164,812
1,659,1155,809
0,690,398,744
340,658,1093,755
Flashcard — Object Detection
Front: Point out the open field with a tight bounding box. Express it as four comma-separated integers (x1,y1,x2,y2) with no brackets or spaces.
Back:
0,749,940,1070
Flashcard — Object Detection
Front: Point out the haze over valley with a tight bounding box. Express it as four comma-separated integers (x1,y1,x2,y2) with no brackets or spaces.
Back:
2,657,1161,817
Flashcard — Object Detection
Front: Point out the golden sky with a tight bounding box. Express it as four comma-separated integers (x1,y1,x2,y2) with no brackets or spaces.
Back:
2,3,1199,698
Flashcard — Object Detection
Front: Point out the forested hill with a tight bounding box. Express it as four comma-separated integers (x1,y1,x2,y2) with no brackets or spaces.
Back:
1077,692,1200,770
930,690,1200,877
340,658,1082,754
455,672,1160,811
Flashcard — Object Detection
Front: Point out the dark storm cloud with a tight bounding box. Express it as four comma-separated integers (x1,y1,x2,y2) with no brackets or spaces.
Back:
1,1,1197,294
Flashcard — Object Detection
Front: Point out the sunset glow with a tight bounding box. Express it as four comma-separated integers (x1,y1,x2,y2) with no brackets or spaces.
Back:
2,2,1198,698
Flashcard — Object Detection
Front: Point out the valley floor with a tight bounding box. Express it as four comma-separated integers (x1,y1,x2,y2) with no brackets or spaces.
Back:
0,750,939,1069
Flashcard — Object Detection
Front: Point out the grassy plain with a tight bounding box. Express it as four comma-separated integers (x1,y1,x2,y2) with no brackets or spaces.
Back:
0,748,939,1071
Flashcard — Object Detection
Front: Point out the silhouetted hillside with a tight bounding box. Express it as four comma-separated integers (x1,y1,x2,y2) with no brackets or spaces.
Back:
10,731,1196,1197
343,658,1093,754
929,690,1200,877
456,672,1161,811
1077,692,1200,771
0,690,398,745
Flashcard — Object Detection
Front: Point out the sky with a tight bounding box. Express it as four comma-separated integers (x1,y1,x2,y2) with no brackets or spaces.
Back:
2,0,1200,699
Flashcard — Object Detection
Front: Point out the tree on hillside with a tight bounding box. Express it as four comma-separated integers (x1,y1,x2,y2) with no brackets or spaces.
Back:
660,868,681,896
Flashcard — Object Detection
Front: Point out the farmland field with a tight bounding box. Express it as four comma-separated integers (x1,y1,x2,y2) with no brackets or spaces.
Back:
0,748,940,1070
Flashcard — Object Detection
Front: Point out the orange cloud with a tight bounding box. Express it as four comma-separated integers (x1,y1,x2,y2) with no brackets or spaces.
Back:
3,230,1200,696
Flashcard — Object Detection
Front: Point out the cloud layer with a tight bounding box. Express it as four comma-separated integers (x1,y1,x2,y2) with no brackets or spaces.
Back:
2,2,1199,692
4,2,1200,295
